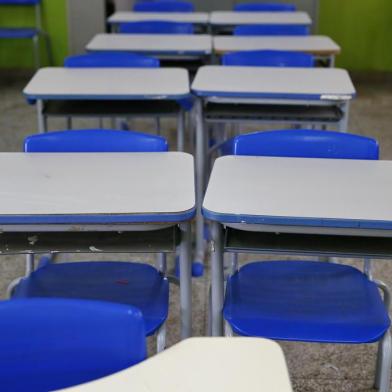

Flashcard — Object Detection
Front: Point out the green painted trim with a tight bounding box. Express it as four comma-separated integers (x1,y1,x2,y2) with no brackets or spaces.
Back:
319,0,392,71
0,0,68,68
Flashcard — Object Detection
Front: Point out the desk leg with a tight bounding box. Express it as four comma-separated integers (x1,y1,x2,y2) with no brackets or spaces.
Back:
37,100,47,133
177,108,186,152
195,98,206,266
329,55,335,68
179,222,192,339
338,101,350,132
211,221,224,336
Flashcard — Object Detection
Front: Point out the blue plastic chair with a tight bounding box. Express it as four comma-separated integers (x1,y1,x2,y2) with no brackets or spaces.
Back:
221,49,314,67
0,0,52,68
0,298,146,392
0,0,40,3
64,51,160,68
234,2,296,11
221,129,391,392
133,1,195,12
119,20,194,34
234,24,310,36
12,130,170,351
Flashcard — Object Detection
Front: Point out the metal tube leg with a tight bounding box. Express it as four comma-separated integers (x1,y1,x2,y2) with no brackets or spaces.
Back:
42,32,54,66
156,253,167,274
206,284,212,336
156,117,161,135
230,253,239,274
66,117,73,130
177,109,186,152
211,221,224,336
364,258,373,279
25,254,35,276
188,109,195,153
32,35,40,70
37,100,47,133
329,55,335,68
7,278,23,298
375,331,392,391
338,102,350,132
156,323,166,353
179,222,192,339
195,98,206,265
224,320,234,337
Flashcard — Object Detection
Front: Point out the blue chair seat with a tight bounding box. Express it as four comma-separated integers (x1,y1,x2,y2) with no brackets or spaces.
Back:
133,1,195,12
222,50,314,67
0,0,40,4
119,21,194,35
234,24,309,36
13,262,169,336
234,2,296,11
0,27,38,39
224,261,390,343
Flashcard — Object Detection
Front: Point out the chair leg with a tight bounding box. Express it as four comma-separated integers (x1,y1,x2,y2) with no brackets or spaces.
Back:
156,117,161,135
224,320,234,337
32,35,40,70
230,253,239,274
6,277,23,298
41,31,53,66
156,323,166,353
374,330,392,391
66,117,73,130
25,254,35,276
156,253,167,274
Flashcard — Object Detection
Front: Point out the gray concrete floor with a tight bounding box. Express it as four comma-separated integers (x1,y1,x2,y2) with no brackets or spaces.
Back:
1,70,392,391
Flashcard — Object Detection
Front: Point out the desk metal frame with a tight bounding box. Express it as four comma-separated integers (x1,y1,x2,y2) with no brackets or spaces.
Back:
193,96,352,265
24,68,191,151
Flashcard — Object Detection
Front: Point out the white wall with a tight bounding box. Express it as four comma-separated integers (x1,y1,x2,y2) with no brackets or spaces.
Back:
67,0,106,55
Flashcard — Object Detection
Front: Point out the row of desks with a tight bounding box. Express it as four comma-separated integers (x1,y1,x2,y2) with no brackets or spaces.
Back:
24,67,354,103
87,34,341,62
1,152,392,339
108,11,312,28
24,65,356,267
23,66,355,134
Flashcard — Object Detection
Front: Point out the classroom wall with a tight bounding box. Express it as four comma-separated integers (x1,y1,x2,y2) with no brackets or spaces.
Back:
0,0,391,71
0,0,67,68
68,0,106,55
318,0,392,71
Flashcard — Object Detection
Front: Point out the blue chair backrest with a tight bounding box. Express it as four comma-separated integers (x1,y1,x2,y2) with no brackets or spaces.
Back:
133,1,195,12
24,129,169,153
119,20,194,34
234,24,310,36
221,130,379,160
64,52,160,68
0,0,40,5
234,2,296,11
0,298,146,392
222,50,314,67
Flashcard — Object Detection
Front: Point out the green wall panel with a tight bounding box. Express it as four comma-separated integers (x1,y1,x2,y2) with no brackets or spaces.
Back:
0,0,68,68
319,0,392,71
